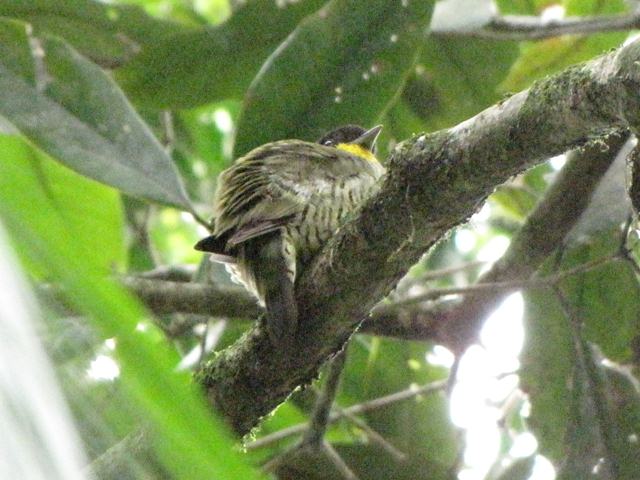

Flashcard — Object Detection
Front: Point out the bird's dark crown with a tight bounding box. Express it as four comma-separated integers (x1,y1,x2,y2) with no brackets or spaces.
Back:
318,125,368,147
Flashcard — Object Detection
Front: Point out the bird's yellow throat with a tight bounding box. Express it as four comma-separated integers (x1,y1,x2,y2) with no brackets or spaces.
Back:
336,143,378,163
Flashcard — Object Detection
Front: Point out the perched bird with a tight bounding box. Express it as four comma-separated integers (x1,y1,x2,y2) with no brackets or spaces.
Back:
195,125,385,345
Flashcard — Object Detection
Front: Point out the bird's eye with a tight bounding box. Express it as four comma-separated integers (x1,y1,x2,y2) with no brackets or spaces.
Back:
323,140,334,146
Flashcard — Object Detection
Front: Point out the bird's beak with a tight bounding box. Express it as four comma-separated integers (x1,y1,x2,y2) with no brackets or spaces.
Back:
351,125,382,150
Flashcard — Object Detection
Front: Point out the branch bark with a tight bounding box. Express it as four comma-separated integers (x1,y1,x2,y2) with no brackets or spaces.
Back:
120,277,260,319
194,40,640,435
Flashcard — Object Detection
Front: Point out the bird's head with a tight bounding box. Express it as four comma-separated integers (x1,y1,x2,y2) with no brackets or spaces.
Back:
317,124,382,162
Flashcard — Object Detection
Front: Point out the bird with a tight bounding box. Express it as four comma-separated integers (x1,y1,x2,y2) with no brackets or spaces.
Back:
194,124,385,346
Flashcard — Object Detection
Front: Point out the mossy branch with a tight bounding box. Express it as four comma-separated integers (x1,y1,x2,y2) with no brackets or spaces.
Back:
195,39,640,435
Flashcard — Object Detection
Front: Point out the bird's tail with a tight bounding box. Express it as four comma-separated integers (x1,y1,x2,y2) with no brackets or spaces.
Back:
253,232,298,346
194,234,236,263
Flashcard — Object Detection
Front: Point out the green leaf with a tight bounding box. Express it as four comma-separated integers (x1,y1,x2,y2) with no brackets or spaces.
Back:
384,97,430,149
0,0,186,68
559,341,640,479
495,0,547,14
0,236,88,480
491,185,539,221
0,19,194,211
560,243,640,362
403,36,518,131
564,0,625,16
0,133,262,480
3,136,126,275
521,287,573,460
233,0,435,156
490,163,553,221
116,0,327,108
521,232,640,463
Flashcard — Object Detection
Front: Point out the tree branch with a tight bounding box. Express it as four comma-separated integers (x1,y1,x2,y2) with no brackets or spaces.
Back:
194,39,640,435
120,277,260,319
428,131,632,350
434,11,640,41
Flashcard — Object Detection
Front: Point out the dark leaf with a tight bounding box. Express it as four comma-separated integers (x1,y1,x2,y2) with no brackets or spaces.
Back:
234,0,435,156
0,20,194,210
116,0,327,108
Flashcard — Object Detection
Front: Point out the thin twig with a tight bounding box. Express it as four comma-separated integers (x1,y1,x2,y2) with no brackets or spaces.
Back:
197,319,210,367
262,351,350,476
191,211,213,230
418,260,487,281
434,12,640,41
246,379,447,450
322,440,360,480
395,261,487,297
447,356,461,396
137,264,196,282
336,407,406,462
302,350,347,447
160,110,175,154
387,254,618,308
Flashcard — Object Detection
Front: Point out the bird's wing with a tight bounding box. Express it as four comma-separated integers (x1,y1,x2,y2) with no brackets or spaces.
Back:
213,140,382,246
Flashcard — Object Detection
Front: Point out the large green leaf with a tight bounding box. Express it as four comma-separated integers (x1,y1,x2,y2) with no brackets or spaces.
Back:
0,133,262,480
0,234,90,480
521,232,640,463
521,153,639,463
234,0,435,156
385,34,518,156
116,0,327,108
521,288,573,461
561,244,640,362
0,19,194,211
0,1,327,107
3,136,126,276
558,342,640,480
404,36,518,132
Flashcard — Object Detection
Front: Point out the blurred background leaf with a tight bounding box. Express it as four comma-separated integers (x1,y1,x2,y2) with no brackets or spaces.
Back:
116,0,327,108
0,0,187,68
0,132,262,479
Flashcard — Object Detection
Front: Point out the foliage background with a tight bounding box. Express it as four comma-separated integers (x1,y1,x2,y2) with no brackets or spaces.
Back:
0,0,639,479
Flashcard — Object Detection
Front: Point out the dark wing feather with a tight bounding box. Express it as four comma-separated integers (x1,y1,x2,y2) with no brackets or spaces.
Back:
226,214,296,246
